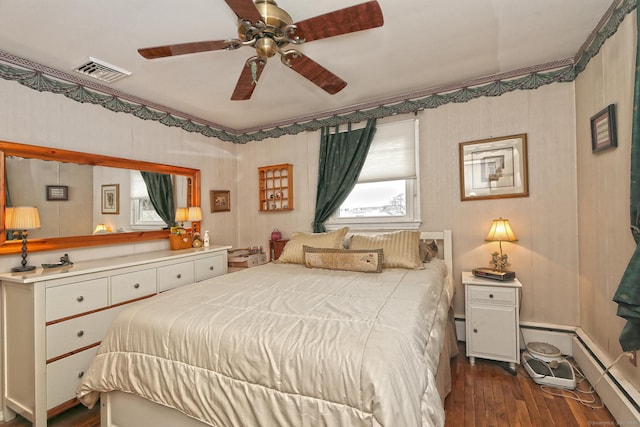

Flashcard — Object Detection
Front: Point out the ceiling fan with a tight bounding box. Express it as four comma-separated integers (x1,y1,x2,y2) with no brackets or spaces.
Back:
137,0,384,100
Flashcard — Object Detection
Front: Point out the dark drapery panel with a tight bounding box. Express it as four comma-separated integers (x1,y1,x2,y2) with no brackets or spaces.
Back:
140,171,176,228
613,2,640,352
313,118,377,232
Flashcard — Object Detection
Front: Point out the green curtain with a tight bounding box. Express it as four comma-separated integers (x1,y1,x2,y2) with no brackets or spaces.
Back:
313,118,377,232
140,171,176,228
5,171,12,240
613,1,640,352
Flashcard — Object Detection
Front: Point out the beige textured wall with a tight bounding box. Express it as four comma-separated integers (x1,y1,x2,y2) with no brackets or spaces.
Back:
235,82,580,324
575,13,640,383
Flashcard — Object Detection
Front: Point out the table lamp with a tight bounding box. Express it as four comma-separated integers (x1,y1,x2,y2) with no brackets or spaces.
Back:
484,217,518,271
6,206,41,272
187,207,202,234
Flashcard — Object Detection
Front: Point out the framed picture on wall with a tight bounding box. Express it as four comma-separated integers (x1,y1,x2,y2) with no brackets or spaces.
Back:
210,190,230,213
46,185,68,201
459,134,529,201
101,184,120,214
590,104,617,153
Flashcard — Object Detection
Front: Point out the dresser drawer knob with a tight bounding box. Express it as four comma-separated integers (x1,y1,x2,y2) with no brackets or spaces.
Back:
176,273,182,279
209,266,214,271
489,294,494,299
77,296,84,302
473,328,478,333
77,330,84,337
134,283,140,289
78,371,84,379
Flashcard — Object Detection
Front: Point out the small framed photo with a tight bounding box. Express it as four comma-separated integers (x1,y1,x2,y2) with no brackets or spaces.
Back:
590,104,617,153
210,190,230,213
459,134,529,201
46,185,68,201
101,184,120,214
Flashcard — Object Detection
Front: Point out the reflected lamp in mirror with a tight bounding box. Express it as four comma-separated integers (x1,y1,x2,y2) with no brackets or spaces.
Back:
484,217,518,271
188,207,203,234
94,224,110,234
6,206,41,272
175,207,188,227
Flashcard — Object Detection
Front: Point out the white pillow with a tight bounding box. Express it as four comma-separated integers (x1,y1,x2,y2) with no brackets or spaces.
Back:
277,227,349,264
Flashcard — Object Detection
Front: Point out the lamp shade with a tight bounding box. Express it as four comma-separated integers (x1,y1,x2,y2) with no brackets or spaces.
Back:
7,207,41,230
187,207,202,222
175,207,188,222
485,218,517,242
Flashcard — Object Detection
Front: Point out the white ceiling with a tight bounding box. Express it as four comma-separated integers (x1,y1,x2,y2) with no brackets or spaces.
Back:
0,0,616,133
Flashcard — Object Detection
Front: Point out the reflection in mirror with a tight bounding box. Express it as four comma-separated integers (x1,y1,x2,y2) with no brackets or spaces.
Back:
0,140,201,255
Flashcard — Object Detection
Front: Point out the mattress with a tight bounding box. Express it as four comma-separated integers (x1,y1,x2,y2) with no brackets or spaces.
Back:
77,258,453,427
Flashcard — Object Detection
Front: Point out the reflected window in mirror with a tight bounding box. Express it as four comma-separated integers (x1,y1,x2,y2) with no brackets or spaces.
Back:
130,171,166,229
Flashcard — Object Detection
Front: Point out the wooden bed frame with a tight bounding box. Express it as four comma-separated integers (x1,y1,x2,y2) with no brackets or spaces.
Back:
99,230,453,427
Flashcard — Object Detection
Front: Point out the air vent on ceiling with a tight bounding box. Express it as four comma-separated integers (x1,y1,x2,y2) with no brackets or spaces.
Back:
73,57,131,83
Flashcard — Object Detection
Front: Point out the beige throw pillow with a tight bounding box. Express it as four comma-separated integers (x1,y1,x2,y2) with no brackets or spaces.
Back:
349,230,424,269
277,227,349,264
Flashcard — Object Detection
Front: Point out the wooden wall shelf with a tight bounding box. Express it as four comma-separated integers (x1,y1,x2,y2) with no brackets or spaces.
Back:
259,164,293,212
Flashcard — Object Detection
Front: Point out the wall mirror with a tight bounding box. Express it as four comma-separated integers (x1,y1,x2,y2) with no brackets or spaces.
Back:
0,140,201,255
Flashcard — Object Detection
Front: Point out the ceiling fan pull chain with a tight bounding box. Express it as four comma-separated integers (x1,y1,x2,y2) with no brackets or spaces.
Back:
250,61,259,85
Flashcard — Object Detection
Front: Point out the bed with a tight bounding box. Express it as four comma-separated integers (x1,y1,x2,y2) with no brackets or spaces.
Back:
77,230,456,427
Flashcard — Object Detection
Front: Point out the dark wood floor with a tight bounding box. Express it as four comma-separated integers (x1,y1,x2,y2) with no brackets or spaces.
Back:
0,342,617,426
445,342,616,426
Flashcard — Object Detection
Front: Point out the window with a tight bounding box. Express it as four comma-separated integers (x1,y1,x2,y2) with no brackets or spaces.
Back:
327,119,420,231
130,171,166,228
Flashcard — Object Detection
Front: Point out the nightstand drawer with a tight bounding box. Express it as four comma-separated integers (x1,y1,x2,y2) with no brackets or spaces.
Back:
467,285,515,304
46,278,109,322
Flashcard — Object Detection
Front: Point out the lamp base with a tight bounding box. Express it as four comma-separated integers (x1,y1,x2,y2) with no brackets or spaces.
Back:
472,267,516,281
11,265,36,272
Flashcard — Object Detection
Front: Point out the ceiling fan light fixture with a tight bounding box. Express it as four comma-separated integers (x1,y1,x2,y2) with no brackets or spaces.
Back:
255,37,277,58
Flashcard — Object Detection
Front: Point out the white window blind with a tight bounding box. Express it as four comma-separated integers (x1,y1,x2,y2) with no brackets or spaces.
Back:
357,119,417,183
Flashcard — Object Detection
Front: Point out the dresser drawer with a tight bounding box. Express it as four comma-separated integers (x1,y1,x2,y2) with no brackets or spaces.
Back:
195,254,226,281
46,306,125,360
46,346,98,410
467,285,515,304
157,261,194,292
46,278,109,322
111,268,157,304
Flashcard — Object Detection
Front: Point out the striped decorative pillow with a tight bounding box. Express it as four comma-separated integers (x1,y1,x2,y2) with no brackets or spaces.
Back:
349,230,424,269
276,227,349,264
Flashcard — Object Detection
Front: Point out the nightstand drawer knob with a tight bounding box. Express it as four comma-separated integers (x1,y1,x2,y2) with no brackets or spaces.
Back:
473,328,478,333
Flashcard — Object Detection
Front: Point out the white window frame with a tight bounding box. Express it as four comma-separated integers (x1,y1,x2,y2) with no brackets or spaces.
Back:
129,171,167,230
325,119,421,232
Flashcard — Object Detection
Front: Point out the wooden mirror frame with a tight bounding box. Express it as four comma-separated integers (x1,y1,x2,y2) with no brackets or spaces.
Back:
0,140,201,255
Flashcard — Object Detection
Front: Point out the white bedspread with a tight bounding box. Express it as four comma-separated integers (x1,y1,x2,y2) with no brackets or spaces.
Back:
77,259,452,427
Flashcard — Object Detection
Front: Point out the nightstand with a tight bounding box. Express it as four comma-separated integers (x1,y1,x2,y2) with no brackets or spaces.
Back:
269,239,289,261
463,271,522,370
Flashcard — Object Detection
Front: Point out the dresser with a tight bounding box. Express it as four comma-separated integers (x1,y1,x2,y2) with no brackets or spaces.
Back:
1,245,230,426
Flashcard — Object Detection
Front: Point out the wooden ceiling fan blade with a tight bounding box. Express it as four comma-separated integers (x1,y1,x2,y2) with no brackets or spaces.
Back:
290,1,383,43
138,40,242,59
231,57,267,100
223,0,263,24
282,52,346,95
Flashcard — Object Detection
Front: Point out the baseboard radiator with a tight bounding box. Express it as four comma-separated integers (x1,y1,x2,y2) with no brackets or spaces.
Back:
455,318,640,424
572,329,640,424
